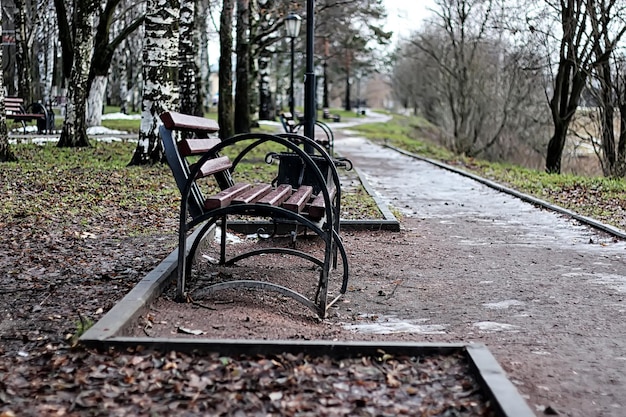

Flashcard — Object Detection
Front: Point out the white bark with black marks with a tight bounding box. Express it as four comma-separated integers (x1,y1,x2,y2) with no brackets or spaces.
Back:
129,0,180,165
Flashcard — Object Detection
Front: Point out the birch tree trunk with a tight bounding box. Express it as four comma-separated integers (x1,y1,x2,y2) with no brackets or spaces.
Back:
129,0,180,165
86,75,107,126
0,1,16,163
257,49,273,120
118,46,130,113
57,0,98,148
256,0,277,120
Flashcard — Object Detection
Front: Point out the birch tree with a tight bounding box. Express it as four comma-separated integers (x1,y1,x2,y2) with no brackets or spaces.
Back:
86,0,145,127
129,0,180,165
537,0,626,173
57,0,98,147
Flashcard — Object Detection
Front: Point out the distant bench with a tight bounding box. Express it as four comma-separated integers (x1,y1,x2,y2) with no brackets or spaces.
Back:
322,108,341,122
159,111,349,318
5,97,53,134
279,111,336,155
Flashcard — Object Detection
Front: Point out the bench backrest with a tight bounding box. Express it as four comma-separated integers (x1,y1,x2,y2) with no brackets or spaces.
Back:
279,112,297,133
159,111,231,219
5,98,25,115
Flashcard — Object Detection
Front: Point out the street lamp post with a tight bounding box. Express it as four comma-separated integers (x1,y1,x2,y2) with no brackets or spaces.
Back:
303,0,316,148
284,14,302,117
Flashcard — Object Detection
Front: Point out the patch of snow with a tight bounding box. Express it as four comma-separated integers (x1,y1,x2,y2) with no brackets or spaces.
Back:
343,315,447,335
87,126,128,135
473,321,519,332
482,299,525,309
101,112,141,120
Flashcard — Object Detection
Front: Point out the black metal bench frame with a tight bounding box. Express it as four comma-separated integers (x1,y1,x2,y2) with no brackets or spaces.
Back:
159,111,349,318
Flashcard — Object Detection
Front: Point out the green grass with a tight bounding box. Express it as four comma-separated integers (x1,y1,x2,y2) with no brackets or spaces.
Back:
0,142,179,235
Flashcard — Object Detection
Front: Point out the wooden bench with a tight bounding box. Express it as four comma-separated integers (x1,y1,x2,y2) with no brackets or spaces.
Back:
159,111,349,318
279,111,298,133
322,108,341,122
5,97,52,134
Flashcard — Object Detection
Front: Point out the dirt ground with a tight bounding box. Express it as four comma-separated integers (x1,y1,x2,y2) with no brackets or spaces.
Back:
129,133,626,417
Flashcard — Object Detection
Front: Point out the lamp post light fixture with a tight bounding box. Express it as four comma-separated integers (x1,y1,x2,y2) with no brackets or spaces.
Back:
284,13,302,116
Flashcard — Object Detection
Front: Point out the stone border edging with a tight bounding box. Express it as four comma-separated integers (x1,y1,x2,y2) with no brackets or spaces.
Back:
81,336,534,417
386,145,626,239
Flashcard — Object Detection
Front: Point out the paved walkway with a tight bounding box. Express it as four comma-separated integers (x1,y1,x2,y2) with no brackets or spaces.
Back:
333,124,626,417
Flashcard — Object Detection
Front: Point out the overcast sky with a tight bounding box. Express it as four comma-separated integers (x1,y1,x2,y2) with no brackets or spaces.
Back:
383,0,436,43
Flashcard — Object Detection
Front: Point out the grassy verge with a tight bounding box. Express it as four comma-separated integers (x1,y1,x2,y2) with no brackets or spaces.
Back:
0,142,179,236
1,138,383,230
349,113,626,231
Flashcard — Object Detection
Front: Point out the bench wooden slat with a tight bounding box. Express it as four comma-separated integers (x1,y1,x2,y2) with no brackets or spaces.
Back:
189,155,232,179
257,184,292,206
204,183,251,209
178,138,221,156
6,113,45,119
161,111,219,134
232,184,273,205
308,186,336,219
283,185,313,213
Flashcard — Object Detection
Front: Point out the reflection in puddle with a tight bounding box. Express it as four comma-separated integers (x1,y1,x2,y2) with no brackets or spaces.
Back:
343,315,447,335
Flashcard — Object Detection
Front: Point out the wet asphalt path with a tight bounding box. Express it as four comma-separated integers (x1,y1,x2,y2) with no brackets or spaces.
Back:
333,122,626,417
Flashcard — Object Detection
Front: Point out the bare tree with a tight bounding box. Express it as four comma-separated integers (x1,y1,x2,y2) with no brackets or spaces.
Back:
588,50,626,177
234,0,250,133
14,0,34,103
218,0,235,139
391,0,549,163
537,0,626,173
0,2,16,163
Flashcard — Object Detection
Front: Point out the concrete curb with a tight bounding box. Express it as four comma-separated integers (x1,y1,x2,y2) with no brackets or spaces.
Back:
386,145,626,239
